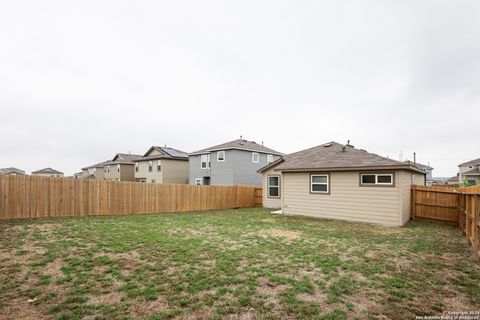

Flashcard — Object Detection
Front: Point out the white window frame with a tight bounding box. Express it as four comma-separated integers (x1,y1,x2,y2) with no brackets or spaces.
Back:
267,175,280,198
148,161,153,172
135,162,139,172
267,154,274,164
195,178,202,185
360,173,394,186
217,151,225,162
201,154,210,169
252,152,259,163
310,174,329,194
157,160,162,172
117,164,120,173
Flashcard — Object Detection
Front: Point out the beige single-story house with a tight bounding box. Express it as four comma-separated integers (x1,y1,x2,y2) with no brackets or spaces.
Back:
259,142,426,227
103,153,142,181
31,167,64,177
134,146,189,184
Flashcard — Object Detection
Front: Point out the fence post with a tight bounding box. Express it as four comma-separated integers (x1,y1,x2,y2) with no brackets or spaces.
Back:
474,195,479,261
466,194,471,246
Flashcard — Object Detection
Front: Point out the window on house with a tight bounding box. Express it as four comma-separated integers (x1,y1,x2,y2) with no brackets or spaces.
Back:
117,164,120,173
151,179,156,183
268,176,280,198
311,174,329,193
252,152,259,163
157,160,162,172
201,154,210,169
135,163,139,172
267,154,274,164
107,165,110,173
360,173,394,186
195,178,202,185
148,161,153,172
217,151,225,162
468,165,473,169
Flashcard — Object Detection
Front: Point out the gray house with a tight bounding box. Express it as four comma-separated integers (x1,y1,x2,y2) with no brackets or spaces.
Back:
189,139,282,186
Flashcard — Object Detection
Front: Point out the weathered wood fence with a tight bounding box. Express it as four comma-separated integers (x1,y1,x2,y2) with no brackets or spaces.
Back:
412,184,480,260
0,175,261,220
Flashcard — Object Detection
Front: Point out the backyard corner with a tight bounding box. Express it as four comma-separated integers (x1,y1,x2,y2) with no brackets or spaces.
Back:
0,208,479,320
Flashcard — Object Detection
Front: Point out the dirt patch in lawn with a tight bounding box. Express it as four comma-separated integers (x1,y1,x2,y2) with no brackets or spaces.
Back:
88,291,122,305
45,258,63,278
129,297,169,318
0,297,52,320
261,229,300,240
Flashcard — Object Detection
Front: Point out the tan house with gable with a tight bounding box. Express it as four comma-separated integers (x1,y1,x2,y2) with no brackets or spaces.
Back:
31,168,64,177
134,146,189,184
103,153,142,181
81,160,109,180
259,142,426,227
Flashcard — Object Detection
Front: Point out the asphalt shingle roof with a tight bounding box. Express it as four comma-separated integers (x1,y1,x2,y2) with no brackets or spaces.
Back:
262,142,423,173
459,157,480,167
190,139,282,155
32,167,63,174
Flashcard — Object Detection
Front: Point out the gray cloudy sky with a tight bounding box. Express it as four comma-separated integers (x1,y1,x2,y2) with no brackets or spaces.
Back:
1,1,479,177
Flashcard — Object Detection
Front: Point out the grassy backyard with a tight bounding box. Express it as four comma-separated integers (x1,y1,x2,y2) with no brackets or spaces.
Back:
0,208,479,320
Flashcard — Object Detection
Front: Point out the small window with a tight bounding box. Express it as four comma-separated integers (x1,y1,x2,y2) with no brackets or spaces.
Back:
157,160,161,172
268,176,280,198
151,179,156,183
267,154,274,164
195,178,202,185
217,151,225,162
311,174,329,193
117,164,120,173
148,161,153,172
252,152,259,163
201,154,210,169
135,163,139,172
468,165,473,169
360,173,394,186
107,165,110,173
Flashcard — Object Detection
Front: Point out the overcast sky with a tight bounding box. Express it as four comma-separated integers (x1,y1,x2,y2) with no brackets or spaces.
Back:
1,1,479,177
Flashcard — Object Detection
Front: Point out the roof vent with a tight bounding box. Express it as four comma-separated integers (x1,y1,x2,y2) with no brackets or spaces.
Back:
252,141,256,144
323,143,332,147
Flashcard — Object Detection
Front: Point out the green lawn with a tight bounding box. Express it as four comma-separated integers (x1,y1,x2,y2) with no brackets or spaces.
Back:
0,208,479,320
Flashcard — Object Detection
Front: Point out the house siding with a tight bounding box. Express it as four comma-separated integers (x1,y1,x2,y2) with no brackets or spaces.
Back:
189,150,281,186
282,171,411,227
162,159,189,184
399,171,426,225
261,167,282,208
104,164,135,181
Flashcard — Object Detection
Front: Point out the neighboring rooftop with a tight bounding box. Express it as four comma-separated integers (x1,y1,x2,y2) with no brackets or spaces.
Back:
81,160,110,170
260,141,424,173
135,146,189,161
32,167,63,175
459,157,480,167
190,139,282,156
0,167,26,175
403,160,433,170
462,168,480,176
447,175,460,183
104,153,142,165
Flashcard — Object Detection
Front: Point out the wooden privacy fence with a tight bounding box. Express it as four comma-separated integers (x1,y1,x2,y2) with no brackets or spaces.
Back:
412,185,480,260
0,175,260,220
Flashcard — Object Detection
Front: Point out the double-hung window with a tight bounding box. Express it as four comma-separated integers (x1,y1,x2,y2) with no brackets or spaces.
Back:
311,174,329,193
268,176,280,198
201,154,210,169
195,178,202,185
252,152,259,163
148,161,153,172
267,154,274,164
135,163,139,172
117,164,120,173
217,151,225,162
360,173,394,186
157,160,162,172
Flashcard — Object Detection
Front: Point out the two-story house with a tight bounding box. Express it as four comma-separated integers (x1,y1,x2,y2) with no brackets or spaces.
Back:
459,157,480,186
134,146,189,184
189,139,282,186
103,153,142,181
31,168,64,177
404,160,434,186
0,167,26,176
81,160,109,179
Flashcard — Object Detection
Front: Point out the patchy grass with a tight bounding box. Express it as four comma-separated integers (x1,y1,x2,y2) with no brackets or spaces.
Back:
0,208,479,319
